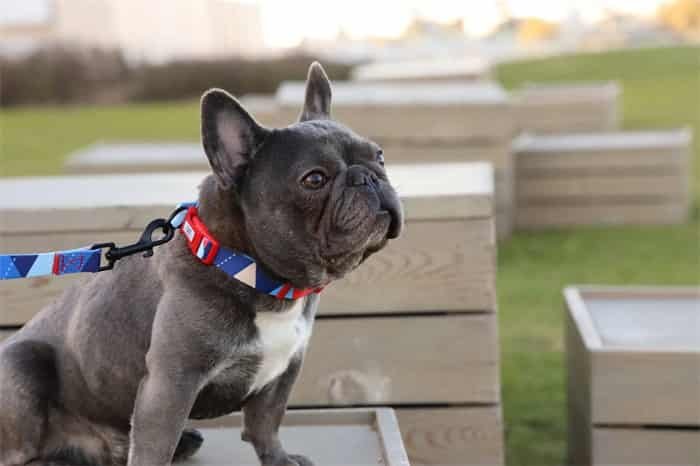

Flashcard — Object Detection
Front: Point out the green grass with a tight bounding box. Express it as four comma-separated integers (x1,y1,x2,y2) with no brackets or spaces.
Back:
1,45,699,465
495,45,700,465
0,100,200,177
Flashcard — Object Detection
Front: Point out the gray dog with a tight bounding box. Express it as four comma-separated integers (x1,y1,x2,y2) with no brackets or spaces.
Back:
0,62,403,466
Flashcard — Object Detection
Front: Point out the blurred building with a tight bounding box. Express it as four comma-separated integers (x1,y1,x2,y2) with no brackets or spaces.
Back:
0,0,265,62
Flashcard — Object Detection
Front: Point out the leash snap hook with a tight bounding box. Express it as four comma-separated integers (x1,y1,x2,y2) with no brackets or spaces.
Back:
90,218,175,271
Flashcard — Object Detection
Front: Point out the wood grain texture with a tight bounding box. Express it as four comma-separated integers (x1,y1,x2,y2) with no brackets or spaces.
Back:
396,406,504,466
593,428,700,466
0,219,496,325
290,314,500,405
591,350,700,426
516,201,688,229
321,219,496,314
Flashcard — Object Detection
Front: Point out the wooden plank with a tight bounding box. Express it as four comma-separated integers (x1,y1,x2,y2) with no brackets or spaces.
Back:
290,314,500,405
593,427,700,466
319,219,496,315
0,219,496,325
0,163,494,234
592,350,700,426
565,296,594,466
516,173,688,200
516,201,688,229
396,406,504,466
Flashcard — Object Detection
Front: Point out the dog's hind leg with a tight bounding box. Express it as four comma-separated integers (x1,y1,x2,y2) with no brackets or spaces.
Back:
0,339,58,466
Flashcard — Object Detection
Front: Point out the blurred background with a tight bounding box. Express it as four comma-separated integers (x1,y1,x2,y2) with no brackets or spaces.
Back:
1,1,699,465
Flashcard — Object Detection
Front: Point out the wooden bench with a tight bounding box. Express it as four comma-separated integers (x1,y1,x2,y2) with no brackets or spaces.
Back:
514,129,692,229
565,286,700,466
0,162,503,466
512,82,619,134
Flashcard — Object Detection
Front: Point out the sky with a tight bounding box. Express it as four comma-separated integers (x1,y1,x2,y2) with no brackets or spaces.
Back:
0,0,671,48
258,0,669,47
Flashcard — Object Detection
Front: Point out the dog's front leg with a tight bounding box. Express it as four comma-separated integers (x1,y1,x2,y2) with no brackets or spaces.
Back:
242,355,313,466
127,362,203,466
127,298,208,466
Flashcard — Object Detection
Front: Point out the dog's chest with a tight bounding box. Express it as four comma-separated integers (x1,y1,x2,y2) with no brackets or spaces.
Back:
247,299,311,394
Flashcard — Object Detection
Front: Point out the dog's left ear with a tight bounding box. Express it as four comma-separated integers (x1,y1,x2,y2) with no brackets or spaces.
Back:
300,61,332,122
201,89,269,189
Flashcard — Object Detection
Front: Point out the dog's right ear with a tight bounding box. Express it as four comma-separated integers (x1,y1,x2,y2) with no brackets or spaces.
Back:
201,89,269,189
300,61,332,122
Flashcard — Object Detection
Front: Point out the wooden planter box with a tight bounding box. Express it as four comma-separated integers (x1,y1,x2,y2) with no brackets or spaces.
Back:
0,162,503,466
512,82,619,134
514,129,692,229
565,286,700,466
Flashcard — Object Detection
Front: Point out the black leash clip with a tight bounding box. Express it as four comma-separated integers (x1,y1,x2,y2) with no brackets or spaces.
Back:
90,206,189,272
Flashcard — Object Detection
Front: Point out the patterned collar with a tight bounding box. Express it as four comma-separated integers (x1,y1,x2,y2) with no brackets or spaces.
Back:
175,204,323,300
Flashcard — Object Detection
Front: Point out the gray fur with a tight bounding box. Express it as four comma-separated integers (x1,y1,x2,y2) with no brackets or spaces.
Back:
0,62,403,466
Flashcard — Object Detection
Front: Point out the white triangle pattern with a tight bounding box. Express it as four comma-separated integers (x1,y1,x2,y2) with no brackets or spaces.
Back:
234,263,257,287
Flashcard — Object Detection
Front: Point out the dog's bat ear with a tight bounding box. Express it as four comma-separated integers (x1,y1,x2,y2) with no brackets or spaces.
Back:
300,61,332,122
201,89,269,189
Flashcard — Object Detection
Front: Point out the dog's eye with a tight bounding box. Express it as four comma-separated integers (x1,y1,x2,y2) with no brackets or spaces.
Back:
376,149,385,166
301,171,328,190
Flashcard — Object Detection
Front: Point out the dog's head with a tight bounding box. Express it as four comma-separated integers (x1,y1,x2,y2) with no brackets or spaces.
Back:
200,62,403,289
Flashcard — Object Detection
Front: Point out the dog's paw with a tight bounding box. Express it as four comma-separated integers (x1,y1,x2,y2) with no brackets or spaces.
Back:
173,428,204,462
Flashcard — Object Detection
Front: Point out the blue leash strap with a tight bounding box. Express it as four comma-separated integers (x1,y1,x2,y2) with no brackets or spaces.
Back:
0,202,196,281
0,249,102,280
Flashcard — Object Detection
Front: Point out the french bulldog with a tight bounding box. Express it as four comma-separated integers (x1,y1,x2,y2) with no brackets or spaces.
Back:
0,62,403,466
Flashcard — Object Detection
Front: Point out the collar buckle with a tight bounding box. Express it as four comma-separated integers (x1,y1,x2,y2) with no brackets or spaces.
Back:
181,207,220,265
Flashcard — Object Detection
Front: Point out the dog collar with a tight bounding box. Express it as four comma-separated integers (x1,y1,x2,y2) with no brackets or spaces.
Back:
175,204,323,300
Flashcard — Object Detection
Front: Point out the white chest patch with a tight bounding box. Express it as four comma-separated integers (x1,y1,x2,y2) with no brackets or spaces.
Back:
247,299,311,395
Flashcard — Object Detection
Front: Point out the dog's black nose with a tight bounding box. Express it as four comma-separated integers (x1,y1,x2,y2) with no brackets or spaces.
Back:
347,165,377,187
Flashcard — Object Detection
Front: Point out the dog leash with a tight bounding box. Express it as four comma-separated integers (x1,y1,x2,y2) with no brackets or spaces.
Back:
0,202,321,300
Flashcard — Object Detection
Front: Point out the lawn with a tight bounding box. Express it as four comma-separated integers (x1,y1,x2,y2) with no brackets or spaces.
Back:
1,45,699,465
